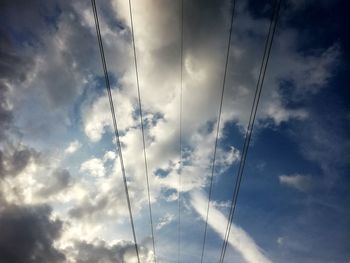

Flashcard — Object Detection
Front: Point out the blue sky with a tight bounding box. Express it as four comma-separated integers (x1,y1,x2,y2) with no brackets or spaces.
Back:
0,0,349,262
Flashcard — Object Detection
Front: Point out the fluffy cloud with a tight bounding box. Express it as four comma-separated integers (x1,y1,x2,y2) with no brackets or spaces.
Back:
0,145,75,205
82,89,136,142
65,140,82,154
103,151,116,162
80,0,338,201
68,152,153,221
80,158,106,177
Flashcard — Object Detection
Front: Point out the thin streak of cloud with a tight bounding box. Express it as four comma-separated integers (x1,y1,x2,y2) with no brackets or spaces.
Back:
156,213,174,230
279,174,312,192
190,190,273,263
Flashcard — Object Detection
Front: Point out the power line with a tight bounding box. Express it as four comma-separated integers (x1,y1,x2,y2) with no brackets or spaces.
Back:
128,0,157,262
218,1,282,262
199,1,237,262
90,1,140,263
178,0,184,263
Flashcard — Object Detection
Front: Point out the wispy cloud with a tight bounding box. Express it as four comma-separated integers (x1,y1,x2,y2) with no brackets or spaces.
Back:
64,140,81,154
279,174,312,192
156,213,175,230
190,191,273,263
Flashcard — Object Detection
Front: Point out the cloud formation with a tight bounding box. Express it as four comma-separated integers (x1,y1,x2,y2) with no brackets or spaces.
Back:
191,190,272,263
37,168,73,197
80,158,106,178
65,141,82,155
156,213,175,230
0,203,65,263
0,0,345,262
69,240,153,263
0,145,38,178
279,174,313,192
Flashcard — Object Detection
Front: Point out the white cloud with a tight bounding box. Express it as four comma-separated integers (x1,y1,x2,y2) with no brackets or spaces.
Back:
265,102,308,125
103,151,116,162
279,174,312,192
82,88,136,142
64,140,81,154
191,190,273,263
82,94,113,142
0,146,78,206
78,0,339,208
80,158,105,177
211,200,231,214
216,146,241,172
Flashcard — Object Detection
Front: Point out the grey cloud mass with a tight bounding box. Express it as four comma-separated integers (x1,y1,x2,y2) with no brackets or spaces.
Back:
0,145,39,178
72,240,153,263
0,203,65,263
37,168,72,197
68,197,109,220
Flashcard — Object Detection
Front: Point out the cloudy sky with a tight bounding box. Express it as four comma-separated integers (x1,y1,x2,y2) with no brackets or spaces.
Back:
0,0,349,262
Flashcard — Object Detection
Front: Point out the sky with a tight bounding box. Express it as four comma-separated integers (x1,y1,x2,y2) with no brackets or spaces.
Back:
0,0,349,263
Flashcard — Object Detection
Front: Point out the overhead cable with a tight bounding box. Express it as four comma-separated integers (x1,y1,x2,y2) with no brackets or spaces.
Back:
199,1,237,262
219,1,282,262
91,0,140,262
128,0,157,261
178,0,184,262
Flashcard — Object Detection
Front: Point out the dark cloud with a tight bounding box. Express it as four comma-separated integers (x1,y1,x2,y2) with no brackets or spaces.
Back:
11,148,33,174
0,27,34,141
68,196,109,219
0,57,13,141
38,168,72,197
0,151,4,178
0,27,34,80
0,0,97,142
72,239,151,263
0,0,73,105
0,204,65,263
0,145,38,178
0,0,61,43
